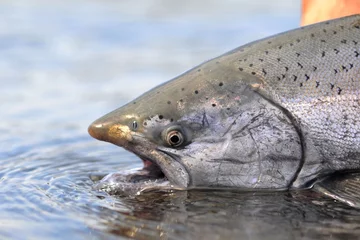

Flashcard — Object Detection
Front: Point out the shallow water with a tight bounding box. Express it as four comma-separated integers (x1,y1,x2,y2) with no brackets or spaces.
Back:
2,0,360,239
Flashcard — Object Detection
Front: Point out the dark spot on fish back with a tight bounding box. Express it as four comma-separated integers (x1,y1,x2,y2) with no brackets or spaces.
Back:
341,39,347,44
322,51,325,57
337,87,342,95
251,72,256,75
330,83,335,90
239,67,243,71
334,49,339,54
167,101,171,104
305,74,310,81
195,90,199,94
219,82,223,87
212,103,216,107
316,81,320,88
355,51,360,57
297,62,303,69
159,115,164,119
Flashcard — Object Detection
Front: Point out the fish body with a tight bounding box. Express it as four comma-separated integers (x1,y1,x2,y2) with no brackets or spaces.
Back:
89,15,360,200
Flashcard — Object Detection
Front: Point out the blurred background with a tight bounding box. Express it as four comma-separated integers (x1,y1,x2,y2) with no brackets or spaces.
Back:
1,0,300,140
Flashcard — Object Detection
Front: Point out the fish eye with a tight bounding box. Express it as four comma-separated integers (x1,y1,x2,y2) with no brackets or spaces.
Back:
166,129,184,147
131,121,138,131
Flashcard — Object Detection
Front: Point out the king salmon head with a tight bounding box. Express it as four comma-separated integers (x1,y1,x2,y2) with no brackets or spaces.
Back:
88,55,303,190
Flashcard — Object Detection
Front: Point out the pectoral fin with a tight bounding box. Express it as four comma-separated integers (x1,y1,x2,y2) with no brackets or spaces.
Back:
313,172,360,209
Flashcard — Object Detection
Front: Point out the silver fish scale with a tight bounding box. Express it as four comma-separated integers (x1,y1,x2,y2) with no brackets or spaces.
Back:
228,15,360,174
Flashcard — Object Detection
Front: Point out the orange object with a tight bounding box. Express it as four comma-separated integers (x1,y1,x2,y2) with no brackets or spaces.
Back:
301,0,360,26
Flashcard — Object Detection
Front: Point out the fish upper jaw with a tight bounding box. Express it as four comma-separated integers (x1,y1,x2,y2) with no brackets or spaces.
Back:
88,119,133,147
88,121,106,141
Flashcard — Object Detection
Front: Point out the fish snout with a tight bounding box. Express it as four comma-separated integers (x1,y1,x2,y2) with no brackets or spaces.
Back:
88,119,133,146
88,121,109,141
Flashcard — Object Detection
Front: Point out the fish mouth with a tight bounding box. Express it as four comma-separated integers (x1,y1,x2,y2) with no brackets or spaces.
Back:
128,143,190,188
88,121,189,188
93,156,172,196
126,157,166,183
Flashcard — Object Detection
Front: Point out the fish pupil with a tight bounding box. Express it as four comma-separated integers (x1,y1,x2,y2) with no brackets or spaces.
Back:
170,135,180,144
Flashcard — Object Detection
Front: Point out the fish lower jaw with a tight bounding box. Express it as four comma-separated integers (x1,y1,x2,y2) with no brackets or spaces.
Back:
93,159,172,196
152,149,190,188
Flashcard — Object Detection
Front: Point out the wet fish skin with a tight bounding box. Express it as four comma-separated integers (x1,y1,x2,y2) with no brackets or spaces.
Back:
89,15,360,190
231,14,360,186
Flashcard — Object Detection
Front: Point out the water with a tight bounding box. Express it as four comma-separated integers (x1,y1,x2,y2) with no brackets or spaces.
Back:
2,0,360,239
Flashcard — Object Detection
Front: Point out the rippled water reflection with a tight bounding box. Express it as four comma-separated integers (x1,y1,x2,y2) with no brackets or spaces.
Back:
3,0,360,239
